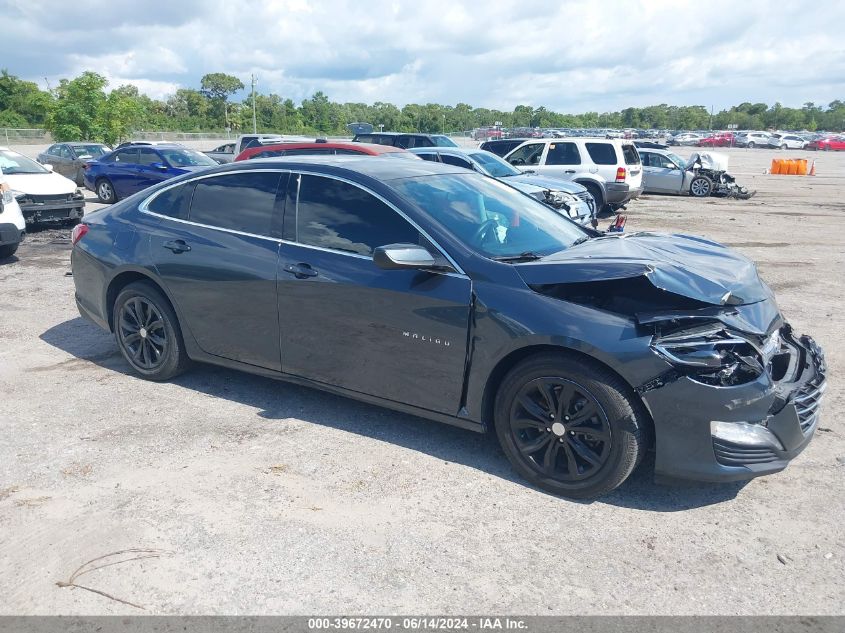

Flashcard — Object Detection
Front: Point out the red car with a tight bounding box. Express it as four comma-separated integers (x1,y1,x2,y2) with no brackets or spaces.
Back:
234,141,415,162
808,135,845,151
698,132,735,147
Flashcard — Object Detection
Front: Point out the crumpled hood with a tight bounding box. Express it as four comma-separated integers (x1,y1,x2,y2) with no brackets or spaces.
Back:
4,171,77,195
517,232,768,306
504,173,587,195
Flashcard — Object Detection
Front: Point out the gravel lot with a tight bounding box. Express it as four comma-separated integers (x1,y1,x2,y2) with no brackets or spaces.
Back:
1,145,843,615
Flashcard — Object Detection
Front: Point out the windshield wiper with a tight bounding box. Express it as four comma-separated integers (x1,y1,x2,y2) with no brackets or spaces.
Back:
570,236,591,248
492,251,543,263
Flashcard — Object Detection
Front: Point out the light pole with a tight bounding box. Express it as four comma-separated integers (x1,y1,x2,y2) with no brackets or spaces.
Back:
251,74,258,134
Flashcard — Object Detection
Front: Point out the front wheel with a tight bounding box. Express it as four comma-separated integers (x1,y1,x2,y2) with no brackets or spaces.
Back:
689,175,712,197
781,144,788,150
747,141,756,148
96,178,117,204
494,353,650,498
113,281,190,381
0,243,19,259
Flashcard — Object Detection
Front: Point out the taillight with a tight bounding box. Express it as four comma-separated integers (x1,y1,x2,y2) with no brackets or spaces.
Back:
71,223,89,245
616,167,626,182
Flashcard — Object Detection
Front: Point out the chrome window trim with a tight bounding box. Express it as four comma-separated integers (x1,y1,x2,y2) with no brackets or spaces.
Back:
292,169,466,276
137,167,467,277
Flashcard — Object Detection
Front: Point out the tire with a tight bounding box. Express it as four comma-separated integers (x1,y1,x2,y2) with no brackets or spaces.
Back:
781,144,788,150
582,182,605,216
689,175,713,197
494,352,650,499
113,281,190,381
747,141,756,148
0,243,19,259
96,178,117,204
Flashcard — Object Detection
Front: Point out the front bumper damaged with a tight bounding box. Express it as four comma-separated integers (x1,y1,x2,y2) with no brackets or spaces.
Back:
640,327,827,482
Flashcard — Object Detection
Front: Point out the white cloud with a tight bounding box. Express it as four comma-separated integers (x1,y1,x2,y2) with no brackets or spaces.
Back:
2,0,843,111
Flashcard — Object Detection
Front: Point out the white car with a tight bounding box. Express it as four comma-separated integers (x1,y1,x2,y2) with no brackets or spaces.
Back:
0,180,26,259
502,137,643,212
0,147,85,226
735,131,771,148
767,133,807,150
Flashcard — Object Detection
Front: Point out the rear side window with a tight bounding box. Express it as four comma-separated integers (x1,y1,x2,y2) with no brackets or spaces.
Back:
112,149,138,163
147,183,193,219
585,143,618,165
294,175,420,256
189,172,282,236
545,142,581,165
416,152,439,162
138,148,161,166
621,145,641,165
251,150,286,159
283,148,333,156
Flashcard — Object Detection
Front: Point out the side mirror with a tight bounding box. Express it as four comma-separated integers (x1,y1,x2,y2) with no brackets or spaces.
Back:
373,244,437,270
43,163,54,172
150,162,168,171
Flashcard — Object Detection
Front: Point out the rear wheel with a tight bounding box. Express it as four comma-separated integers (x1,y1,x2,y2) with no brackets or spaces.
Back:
690,175,712,197
781,144,788,150
96,178,117,204
747,141,756,148
582,182,607,215
113,281,190,381
494,353,650,499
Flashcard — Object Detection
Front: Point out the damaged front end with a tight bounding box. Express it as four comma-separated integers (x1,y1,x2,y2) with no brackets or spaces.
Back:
687,152,755,199
518,232,826,482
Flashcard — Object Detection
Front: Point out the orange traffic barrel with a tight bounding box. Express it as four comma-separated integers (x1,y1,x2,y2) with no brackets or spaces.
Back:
787,159,799,175
797,159,808,175
770,159,781,174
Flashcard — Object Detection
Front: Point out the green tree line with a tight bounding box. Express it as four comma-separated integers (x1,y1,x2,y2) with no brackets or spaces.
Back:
2,69,844,143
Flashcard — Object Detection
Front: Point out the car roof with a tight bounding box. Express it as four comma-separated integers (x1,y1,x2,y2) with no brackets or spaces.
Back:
115,143,185,149
409,146,495,158
242,141,405,156
221,154,468,181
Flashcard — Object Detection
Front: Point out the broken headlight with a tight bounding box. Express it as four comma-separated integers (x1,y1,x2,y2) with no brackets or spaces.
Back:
545,190,578,208
652,325,765,386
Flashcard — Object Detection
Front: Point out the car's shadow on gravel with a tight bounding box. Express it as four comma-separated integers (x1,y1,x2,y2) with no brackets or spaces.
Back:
41,317,746,512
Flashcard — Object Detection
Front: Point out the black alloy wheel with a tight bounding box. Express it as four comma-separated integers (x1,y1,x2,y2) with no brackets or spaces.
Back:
113,281,190,380
494,353,650,498
509,377,612,481
118,297,167,371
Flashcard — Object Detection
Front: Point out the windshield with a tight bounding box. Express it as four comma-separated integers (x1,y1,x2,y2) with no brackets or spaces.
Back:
158,149,217,167
468,151,521,178
432,135,459,147
667,152,686,167
70,144,108,158
0,149,49,174
391,173,587,260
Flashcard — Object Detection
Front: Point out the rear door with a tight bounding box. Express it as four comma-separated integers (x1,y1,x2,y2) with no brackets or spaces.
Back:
276,172,472,414
146,170,286,371
535,141,581,179
641,152,684,193
106,148,141,198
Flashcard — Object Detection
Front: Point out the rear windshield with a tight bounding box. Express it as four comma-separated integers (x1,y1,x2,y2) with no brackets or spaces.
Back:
621,144,641,165
585,142,618,165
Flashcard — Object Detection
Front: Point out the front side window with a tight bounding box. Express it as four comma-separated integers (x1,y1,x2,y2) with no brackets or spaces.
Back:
439,154,473,169
545,142,581,166
585,143,619,165
468,152,521,178
189,172,282,236
138,148,161,166
112,149,139,163
506,143,544,166
159,149,217,167
58,145,73,159
283,148,333,156
432,135,459,147
295,175,420,256
391,173,586,260
415,152,439,162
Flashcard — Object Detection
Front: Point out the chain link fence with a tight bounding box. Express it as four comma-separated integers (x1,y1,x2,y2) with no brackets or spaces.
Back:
1,128,50,144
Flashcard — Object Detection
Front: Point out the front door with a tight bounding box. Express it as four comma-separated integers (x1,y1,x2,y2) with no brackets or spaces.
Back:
147,170,286,371
276,173,472,415
642,152,685,193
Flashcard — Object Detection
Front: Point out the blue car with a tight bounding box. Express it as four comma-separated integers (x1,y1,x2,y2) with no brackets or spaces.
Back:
83,143,218,203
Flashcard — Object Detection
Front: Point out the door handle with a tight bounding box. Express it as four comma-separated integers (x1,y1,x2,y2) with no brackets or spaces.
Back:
163,239,191,254
564,169,576,174
283,263,318,279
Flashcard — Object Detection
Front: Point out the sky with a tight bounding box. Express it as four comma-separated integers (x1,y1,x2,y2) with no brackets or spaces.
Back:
2,0,843,113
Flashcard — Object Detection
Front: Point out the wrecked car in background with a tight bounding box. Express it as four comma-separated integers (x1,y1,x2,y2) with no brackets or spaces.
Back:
640,149,754,198
71,157,825,499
